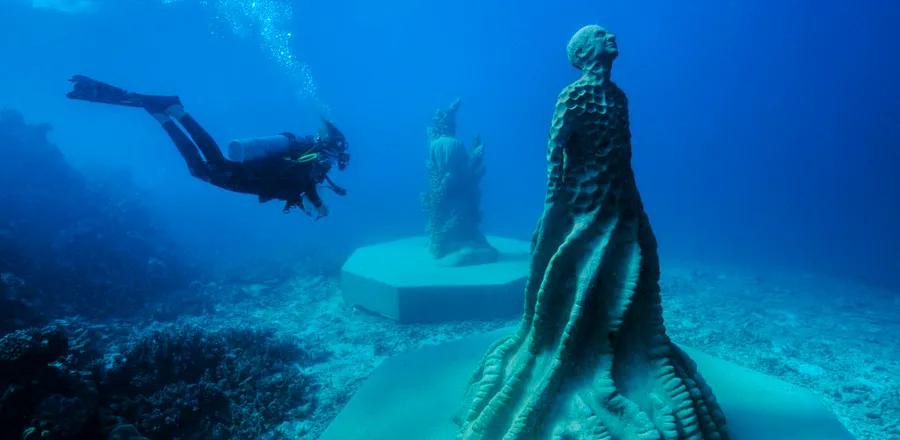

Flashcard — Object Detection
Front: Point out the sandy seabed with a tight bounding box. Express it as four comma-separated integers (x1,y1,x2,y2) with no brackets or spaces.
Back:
180,261,898,440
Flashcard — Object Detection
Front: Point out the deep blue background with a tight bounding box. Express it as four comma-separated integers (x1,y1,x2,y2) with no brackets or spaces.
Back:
2,0,898,288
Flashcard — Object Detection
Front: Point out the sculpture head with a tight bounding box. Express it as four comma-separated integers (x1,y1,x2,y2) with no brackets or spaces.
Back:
567,25,618,74
428,99,462,140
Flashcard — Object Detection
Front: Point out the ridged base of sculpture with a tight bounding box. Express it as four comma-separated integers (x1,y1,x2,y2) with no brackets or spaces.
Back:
320,329,854,440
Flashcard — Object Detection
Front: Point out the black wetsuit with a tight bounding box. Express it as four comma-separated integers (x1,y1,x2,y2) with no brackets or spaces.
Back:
163,115,331,211
64,75,347,215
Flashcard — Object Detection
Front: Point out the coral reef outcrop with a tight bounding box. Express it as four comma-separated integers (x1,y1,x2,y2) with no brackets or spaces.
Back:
457,26,729,439
0,272,44,333
0,109,188,323
0,321,317,440
100,324,319,439
0,325,102,440
423,99,498,266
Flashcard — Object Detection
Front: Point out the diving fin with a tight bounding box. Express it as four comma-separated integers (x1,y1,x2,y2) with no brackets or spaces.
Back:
66,75,181,112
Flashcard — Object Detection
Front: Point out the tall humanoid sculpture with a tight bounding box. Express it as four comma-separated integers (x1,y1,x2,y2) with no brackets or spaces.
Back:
423,99,498,266
457,26,729,439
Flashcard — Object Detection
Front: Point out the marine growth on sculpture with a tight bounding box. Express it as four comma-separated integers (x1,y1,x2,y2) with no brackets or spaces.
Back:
423,99,498,266
457,26,729,440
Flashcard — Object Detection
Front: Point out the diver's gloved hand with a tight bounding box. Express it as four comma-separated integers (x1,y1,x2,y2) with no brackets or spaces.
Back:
295,194,328,219
314,204,329,220
324,175,347,196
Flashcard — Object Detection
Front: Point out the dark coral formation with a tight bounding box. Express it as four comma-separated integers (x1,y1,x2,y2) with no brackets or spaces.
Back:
457,26,728,439
0,322,318,440
0,109,188,324
0,273,45,334
0,109,323,440
423,99,498,266
0,326,103,440
101,324,319,439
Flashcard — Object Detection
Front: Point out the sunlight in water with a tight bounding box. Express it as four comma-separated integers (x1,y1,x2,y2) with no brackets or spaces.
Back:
32,0,322,106
31,0,98,13
166,0,321,103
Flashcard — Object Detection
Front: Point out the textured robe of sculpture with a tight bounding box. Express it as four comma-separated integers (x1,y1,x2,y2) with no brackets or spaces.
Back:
423,99,498,266
457,26,729,440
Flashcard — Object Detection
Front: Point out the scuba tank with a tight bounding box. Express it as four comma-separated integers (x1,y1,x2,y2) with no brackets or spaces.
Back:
228,134,295,162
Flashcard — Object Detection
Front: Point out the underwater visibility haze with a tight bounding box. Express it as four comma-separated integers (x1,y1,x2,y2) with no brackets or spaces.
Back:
0,1,898,439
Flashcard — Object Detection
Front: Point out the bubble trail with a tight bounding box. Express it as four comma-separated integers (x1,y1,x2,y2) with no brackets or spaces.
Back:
165,0,322,104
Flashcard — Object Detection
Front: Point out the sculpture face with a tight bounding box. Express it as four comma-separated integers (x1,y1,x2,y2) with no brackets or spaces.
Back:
601,29,619,58
567,25,619,72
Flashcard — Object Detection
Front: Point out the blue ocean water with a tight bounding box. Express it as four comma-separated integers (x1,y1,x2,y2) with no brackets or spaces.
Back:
0,1,898,439
3,0,898,284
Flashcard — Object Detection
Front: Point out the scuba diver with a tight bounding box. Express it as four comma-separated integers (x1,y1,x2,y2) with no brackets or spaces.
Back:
65,75,349,219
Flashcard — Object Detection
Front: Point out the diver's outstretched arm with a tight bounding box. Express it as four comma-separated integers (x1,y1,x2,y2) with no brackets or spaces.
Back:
282,191,326,218
323,175,347,196
305,187,329,219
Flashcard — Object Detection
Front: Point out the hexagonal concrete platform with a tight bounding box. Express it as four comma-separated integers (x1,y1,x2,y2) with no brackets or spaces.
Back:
340,236,529,323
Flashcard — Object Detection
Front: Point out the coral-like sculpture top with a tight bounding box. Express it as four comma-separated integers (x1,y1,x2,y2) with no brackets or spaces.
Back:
428,99,461,140
457,25,729,439
423,99,498,266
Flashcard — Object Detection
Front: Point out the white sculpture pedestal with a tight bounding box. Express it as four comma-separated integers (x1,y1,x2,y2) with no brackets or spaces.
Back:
322,329,854,440
340,236,529,323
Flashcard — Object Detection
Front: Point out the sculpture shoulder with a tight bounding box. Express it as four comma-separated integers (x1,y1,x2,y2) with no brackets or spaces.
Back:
550,83,584,129
556,81,589,109
552,80,623,124
555,80,627,112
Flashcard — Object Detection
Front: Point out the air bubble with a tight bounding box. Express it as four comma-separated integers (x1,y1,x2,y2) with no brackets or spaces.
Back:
163,0,321,103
